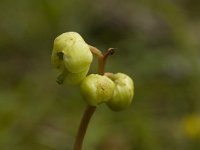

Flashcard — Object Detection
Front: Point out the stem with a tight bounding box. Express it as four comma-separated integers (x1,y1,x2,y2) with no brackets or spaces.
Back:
100,48,116,75
73,46,116,150
89,45,104,75
89,45,103,58
74,106,96,150
89,46,116,75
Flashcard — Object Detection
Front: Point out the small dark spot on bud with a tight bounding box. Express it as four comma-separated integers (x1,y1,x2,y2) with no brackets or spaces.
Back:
101,87,105,91
57,52,64,60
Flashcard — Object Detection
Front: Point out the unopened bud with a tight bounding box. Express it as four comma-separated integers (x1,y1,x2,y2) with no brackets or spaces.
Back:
51,32,93,85
51,32,93,73
80,74,115,106
106,73,134,111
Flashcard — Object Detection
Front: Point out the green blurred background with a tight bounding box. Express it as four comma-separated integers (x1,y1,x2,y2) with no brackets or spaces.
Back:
0,0,200,150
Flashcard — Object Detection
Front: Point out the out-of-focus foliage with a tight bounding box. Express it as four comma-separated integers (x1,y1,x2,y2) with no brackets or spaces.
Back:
0,0,200,150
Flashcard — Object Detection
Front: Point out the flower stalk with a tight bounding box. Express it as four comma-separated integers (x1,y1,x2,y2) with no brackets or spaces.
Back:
73,46,115,150
73,105,96,150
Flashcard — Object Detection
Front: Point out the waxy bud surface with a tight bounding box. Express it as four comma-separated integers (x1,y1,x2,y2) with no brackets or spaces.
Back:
80,74,115,106
106,73,134,111
51,32,93,85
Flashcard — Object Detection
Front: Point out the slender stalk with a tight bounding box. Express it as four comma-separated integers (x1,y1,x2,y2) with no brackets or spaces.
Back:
100,48,116,75
89,46,116,75
89,45,104,75
89,45,103,58
74,106,96,150
73,46,116,150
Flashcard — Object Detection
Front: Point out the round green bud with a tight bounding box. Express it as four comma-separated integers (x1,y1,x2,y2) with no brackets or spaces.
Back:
51,32,93,73
57,67,89,85
106,73,134,111
80,74,115,106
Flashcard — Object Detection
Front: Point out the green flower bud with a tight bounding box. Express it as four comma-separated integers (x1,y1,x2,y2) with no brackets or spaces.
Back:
51,32,93,73
106,73,134,111
57,67,89,85
80,74,115,106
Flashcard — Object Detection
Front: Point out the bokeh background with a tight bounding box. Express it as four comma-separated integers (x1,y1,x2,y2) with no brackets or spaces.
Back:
0,0,200,150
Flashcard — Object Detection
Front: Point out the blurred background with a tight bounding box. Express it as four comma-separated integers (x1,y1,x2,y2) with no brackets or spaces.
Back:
0,0,200,150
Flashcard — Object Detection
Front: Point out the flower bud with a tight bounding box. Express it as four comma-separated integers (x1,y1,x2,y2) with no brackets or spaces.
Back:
51,32,93,73
80,74,115,106
57,67,89,85
106,73,134,111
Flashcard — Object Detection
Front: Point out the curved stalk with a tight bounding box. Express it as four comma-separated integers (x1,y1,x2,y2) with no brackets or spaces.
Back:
74,106,96,150
73,46,116,150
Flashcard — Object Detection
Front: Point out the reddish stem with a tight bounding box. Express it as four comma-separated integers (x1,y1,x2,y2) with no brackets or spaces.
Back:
74,106,96,150
73,46,116,150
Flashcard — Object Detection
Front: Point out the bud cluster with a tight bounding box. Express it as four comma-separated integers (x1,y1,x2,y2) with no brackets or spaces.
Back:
51,32,134,111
